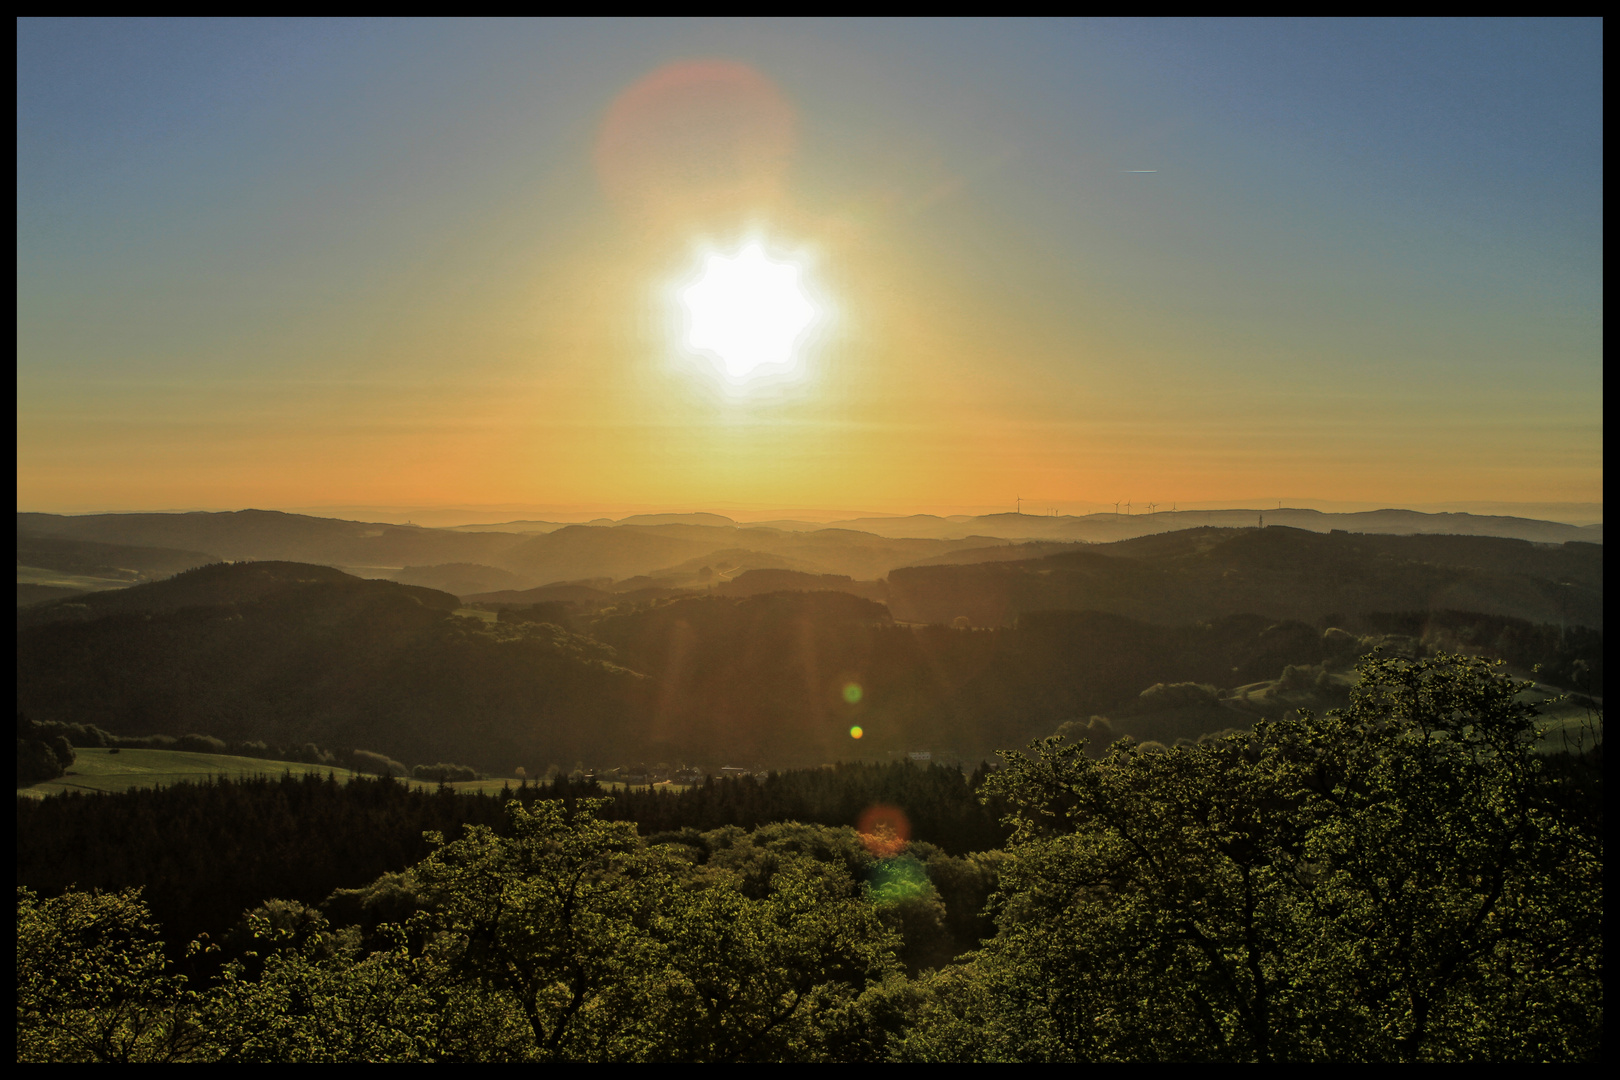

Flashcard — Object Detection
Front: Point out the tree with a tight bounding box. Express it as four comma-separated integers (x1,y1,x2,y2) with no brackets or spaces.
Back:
929,653,1601,1061
191,903,438,1062
406,797,659,1059
408,799,899,1061
16,887,197,1062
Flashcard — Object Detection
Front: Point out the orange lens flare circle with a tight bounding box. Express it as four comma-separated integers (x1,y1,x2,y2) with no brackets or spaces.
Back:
856,804,911,857
594,60,797,227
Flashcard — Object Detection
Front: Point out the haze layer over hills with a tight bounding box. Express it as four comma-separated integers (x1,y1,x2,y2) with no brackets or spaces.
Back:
16,506,1601,604
16,507,1602,774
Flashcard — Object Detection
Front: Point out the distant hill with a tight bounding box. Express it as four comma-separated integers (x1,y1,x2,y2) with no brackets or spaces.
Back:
18,561,458,629
615,512,740,528
16,555,1600,770
712,568,888,603
16,562,648,772
465,581,617,607
819,508,1602,544
902,541,1082,567
390,563,537,596
16,534,220,580
17,583,92,607
18,509,523,569
491,525,730,584
888,527,1602,630
20,508,1596,608
441,520,565,534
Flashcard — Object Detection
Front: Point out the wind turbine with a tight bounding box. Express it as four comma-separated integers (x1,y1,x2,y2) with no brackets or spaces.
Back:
1114,501,1120,517
1147,502,1157,515
1126,501,1132,516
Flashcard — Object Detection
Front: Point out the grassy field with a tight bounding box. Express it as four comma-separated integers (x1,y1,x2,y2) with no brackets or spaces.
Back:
17,747,524,800
16,565,136,592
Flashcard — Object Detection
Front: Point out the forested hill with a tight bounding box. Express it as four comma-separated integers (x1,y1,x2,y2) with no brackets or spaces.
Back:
18,509,521,569
889,527,1602,629
16,557,1603,772
17,561,458,628
17,562,649,772
21,509,1599,608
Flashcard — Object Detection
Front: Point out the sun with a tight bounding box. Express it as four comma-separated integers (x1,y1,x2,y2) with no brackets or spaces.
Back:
681,243,816,380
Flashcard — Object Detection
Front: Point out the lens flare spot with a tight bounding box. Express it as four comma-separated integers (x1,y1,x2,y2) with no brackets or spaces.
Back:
868,854,932,903
842,682,863,704
856,804,911,858
594,61,796,227
849,725,863,740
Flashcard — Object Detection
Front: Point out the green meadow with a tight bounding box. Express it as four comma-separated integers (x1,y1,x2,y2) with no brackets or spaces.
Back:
17,747,522,800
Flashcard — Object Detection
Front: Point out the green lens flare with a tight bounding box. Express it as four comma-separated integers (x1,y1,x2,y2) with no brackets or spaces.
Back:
843,682,863,704
868,854,931,902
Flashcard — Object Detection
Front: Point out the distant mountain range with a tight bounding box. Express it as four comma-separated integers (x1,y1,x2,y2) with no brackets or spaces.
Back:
458,507,1602,544
18,506,1601,607
16,550,1600,771
888,526,1602,630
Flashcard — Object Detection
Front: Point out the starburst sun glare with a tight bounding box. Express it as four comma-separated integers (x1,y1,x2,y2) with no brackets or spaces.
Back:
681,244,816,380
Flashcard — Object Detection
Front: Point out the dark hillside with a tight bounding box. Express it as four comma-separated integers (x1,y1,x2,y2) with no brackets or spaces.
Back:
16,534,220,580
712,568,888,602
16,563,646,771
466,581,617,606
17,561,457,628
390,563,537,597
18,509,521,568
494,524,724,582
889,527,1602,629
583,598,1340,763
587,592,896,763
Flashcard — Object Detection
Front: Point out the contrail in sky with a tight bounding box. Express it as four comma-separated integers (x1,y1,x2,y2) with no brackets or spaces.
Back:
1121,169,1158,173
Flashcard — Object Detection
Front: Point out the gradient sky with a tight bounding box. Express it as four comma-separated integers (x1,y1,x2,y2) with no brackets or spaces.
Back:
17,18,1603,518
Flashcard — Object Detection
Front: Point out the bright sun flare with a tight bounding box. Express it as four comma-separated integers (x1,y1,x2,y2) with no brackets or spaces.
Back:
682,244,815,379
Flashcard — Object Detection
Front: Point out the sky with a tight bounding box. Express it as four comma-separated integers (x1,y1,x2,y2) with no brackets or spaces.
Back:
17,18,1604,521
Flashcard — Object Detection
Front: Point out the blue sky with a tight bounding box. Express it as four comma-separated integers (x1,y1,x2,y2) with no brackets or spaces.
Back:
17,19,1603,517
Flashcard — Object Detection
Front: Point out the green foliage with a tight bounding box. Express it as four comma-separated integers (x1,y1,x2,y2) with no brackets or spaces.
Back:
17,712,75,786
948,653,1602,1061
16,887,196,1062
175,733,228,753
17,739,65,786
1140,681,1220,706
192,903,432,1062
20,805,905,1062
351,750,408,778
408,799,900,1061
412,762,481,783
15,656,1599,1060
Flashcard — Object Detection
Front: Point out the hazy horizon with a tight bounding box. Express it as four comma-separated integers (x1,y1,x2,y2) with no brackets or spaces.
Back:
18,19,1602,521
17,499,1605,529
